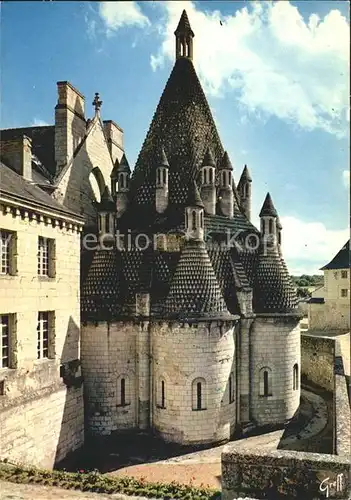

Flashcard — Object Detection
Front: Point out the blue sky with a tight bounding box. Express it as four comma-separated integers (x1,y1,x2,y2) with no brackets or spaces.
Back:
1,1,349,274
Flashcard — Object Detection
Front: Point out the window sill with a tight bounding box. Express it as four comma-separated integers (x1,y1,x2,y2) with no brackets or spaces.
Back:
192,408,207,411
156,405,166,409
34,357,55,365
116,403,130,408
259,394,273,399
0,273,18,279
37,276,56,281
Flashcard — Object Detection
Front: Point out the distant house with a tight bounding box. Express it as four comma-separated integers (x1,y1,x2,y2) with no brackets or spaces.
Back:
308,241,350,331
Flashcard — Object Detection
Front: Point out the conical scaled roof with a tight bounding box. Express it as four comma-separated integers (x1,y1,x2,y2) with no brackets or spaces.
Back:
99,186,115,211
253,248,297,313
187,180,204,208
219,151,233,171
175,10,194,37
201,147,215,167
238,165,252,187
164,240,230,319
259,193,277,217
131,57,225,206
81,250,120,320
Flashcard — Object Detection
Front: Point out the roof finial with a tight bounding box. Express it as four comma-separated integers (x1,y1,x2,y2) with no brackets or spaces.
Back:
92,92,102,115
174,10,195,61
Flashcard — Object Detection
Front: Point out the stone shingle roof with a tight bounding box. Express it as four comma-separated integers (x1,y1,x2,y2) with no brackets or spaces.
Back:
163,240,231,319
320,240,350,270
201,147,216,167
174,9,194,37
187,180,204,208
81,249,121,320
238,165,252,186
219,151,233,171
259,193,278,217
253,247,298,313
130,57,226,209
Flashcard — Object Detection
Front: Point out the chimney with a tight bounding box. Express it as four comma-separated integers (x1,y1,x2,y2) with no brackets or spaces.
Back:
0,135,32,181
103,120,124,164
54,81,86,171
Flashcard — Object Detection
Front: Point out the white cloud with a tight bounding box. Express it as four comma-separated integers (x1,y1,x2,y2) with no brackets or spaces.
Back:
343,170,350,188
280,216,349,274
151,1,349,138
32,118,49,127
99,1,150,34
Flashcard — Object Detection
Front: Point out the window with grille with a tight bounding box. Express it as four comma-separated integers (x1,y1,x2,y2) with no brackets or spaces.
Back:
38,237,55,277
0,230,16,275
341,270,348,279
341,289,348,298
0,314,16,368
37,311,54,359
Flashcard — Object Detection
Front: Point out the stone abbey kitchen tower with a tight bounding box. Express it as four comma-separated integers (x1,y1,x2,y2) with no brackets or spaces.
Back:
81,10,301,445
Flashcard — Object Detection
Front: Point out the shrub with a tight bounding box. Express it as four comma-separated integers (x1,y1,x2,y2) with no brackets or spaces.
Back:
0,460,219,499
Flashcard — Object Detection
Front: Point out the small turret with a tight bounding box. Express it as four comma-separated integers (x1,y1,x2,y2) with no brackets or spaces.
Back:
111,153,130,218
155,144,169,214
276,216,282,255
259,193,278,250
175,10,195,61
185,181,204,241
237,165,252,221
218,151,234,218
199,147,216,215
97,186,115,246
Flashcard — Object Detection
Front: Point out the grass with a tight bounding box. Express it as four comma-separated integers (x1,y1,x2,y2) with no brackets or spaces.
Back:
0,460,221,499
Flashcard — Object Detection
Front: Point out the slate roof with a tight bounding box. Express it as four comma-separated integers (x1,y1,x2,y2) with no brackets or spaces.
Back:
253,246,298,313
163,240,231,319
0,161,82,219
1,126,56,180
187,180,204,208
237,165,252,187
81,249,121,320
320,241,350,270
259,193,278,217
81,11,298,321
175,9,194,37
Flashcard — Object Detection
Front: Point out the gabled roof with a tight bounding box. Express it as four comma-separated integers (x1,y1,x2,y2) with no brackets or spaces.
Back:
320,240,350,270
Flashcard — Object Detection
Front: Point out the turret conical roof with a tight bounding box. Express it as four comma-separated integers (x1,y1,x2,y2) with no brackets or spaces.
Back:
186,181,204,208
99,186,115,211
238,165,252,186
259,193,277,217
155,143,169,168
174,10,194,37
164,240,230,319
118,153,131,173
201,147,215,167
219,151,233,171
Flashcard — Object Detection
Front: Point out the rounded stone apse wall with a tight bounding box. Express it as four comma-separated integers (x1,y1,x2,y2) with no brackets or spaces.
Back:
151,320,236,445
250,316,301,427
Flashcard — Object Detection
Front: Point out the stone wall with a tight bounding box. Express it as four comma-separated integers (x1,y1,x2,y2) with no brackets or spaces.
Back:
152,320,237,445
308,300,350,332
81,322,137,436
56,117,124,230
335,373,350,458
0,384,83,469
0,204,84,467
301,334,335,392
222,446,350,500
249,315,301,426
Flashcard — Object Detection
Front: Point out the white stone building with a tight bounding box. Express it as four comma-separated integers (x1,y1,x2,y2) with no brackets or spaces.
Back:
308,241,350,332
0,160,84,467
